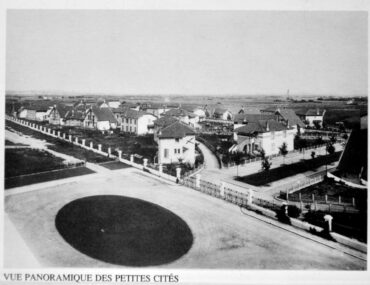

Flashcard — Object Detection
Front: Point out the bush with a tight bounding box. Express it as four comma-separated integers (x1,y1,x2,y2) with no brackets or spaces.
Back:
287,205,301,218
276,206,291,225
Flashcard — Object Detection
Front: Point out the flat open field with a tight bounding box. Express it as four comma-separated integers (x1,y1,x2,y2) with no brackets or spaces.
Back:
4,168,365,269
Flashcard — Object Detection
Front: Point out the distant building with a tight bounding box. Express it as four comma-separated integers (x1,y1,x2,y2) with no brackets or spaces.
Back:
48,104,73,125
83,105,118,131
141,102,179,117
212,105,233,121
155,121,196,165
261,107,305,134
112,108,157,135
296,109,326,128
107,101,121,109
64,109,86,127
162,108,200,127
231,119,295,156
19,104,51,121
233,113,276,130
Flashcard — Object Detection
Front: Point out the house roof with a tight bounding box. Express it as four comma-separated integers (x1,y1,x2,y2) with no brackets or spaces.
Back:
91,105,118,123
112,108,154,119
65,109,86,121
305,109,326,116
214,107,229,115
235,119,289,135
157,121,196,139
234,114,276,124
54,103,73,118
162,108,197,118
153,116,179,128
238,107,261,115
24,101,55,112
277,109,306,128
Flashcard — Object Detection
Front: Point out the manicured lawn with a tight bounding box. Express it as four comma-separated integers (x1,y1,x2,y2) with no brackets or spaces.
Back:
5,148,65,178
5,167,95,189
237,152,341,186
55,195,193,266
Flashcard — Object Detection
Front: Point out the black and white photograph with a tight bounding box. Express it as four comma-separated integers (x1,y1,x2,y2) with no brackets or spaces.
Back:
1,1,369,284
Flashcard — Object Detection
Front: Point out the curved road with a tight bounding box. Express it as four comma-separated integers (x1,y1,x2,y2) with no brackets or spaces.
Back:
197,141,220,170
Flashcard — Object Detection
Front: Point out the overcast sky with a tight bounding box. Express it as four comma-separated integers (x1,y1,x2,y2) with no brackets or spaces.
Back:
6,10,368,96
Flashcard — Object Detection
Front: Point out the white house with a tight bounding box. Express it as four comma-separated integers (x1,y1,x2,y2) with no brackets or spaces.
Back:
162,108,200,127
113,108,157,135
83,105,118,131
213,106,233,121
155,121,196,165
261,107,305,134
231,119,295,156
305,109,326,128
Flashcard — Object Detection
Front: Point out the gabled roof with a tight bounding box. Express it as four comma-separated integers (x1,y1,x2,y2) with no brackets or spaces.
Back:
153,116,179,128
53,103,73,118
23,101,55,112
235,119,289,135
65,109,85,121
234,114,276,124
277,109,306,128
112,108,155,119
305,109,326,116
91,105,118,123
157,121,196,139
214,107,229,115
162,108,195,118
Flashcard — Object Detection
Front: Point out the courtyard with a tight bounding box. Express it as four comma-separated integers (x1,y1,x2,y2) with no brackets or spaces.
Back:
4,167,365,270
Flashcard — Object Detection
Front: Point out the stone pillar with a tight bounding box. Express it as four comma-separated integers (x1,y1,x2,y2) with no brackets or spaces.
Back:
282,202,288,216
324,214,333,232
69,135,72,142
75,137,79,144
220,181,225,197
82,139,86,146
57,131,61,137
338,196,341,204
52,130,56,136
118,150,122,159
159,164,163,173
130,154,134,163
62,133,66,139
90,141,93,149
176,167,181,179
48,128,51,133
325,195,328,203
195,174,201,189
98,144,102,152
248,189,253,205
143,158,148,168
108,147,111,156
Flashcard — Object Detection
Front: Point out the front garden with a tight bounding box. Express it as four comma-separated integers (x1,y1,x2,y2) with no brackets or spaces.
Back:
236,152,341,186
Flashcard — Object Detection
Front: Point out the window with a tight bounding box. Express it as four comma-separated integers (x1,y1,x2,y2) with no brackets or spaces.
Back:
130,126,132,132
126,126,128,132
164,149,169,158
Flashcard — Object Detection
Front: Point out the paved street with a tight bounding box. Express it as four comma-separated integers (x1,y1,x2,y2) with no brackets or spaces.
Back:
4,167,365,269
